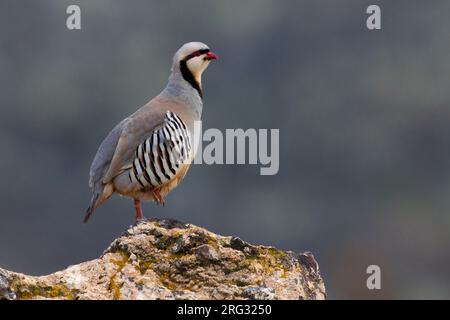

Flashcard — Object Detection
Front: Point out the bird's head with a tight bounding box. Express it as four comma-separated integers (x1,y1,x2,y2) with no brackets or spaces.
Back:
173,42,217,84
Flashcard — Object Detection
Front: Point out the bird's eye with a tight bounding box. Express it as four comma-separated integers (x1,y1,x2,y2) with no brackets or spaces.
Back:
185,49,210,61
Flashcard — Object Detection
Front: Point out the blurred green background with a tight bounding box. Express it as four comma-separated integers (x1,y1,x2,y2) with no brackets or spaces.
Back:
1,0,450,299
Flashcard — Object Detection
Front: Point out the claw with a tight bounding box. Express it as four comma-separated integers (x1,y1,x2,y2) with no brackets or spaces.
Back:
152,189,165,206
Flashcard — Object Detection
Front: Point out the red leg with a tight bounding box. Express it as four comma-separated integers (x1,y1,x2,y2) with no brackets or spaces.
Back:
134,199,145,221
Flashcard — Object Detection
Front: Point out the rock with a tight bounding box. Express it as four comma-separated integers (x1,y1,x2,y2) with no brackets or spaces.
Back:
0,219,326,300
194,244,219,262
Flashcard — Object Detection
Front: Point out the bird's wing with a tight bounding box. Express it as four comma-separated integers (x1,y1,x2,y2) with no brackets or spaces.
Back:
102,101,169,184
89,117,129,189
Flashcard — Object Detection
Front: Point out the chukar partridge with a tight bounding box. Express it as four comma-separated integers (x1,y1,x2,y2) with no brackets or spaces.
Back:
85,42,217,223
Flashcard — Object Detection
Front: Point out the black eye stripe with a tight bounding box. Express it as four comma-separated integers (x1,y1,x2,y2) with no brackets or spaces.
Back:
184,49,210,61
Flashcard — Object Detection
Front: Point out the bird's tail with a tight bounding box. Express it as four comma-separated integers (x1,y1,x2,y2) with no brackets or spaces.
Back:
84,182,112,223
84,193,100,223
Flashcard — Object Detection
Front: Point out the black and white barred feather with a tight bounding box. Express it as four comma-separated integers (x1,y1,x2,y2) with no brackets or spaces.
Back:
129,111,192,188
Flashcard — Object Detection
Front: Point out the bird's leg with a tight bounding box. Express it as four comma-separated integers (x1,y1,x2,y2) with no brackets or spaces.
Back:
152,189,165,206
134,199,145,221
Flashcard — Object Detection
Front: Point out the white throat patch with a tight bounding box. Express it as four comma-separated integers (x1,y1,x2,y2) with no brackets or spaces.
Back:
186,56,210,83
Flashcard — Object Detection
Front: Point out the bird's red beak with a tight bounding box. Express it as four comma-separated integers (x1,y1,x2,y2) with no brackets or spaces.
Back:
205,51,218,60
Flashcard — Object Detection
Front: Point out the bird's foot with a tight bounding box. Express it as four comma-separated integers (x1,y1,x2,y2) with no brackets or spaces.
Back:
134,199,145,221
152,189,166,206
136,217,148,224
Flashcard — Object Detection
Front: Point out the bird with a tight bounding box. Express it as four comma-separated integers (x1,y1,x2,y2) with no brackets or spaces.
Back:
84,42,217,223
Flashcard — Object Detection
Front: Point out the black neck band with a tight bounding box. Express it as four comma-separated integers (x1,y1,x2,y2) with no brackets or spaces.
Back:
179,60,203,99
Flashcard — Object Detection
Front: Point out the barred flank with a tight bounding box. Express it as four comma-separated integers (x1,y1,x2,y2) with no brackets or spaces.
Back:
129,111,191,188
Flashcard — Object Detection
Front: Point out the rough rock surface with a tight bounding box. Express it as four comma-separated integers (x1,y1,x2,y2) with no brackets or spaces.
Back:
0,219,326,300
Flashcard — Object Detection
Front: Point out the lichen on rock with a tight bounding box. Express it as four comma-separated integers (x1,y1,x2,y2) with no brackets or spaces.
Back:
0,218,326,300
